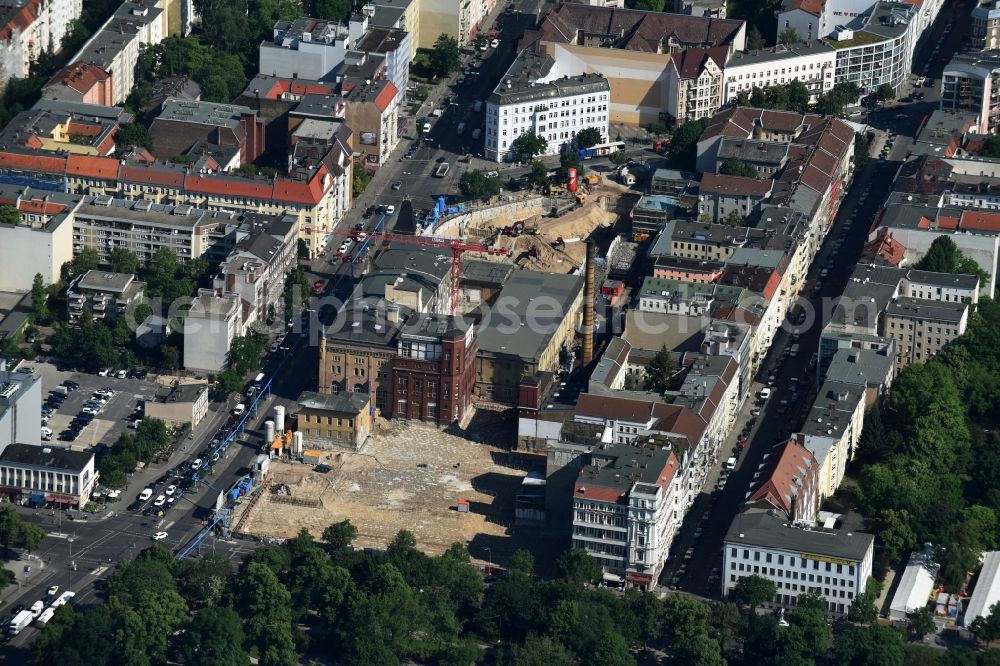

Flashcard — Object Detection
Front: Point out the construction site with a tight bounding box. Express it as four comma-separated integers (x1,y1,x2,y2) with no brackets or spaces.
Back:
434,170,638,275
235,418,546,559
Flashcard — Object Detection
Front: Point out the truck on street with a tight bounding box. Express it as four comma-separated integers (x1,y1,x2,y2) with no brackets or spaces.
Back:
8,610,33,635
434,162,450,178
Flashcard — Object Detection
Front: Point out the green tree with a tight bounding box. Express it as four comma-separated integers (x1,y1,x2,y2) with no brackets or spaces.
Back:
311,0,351,22
631,0,663,9
67,248,100,280
30,273,48,322
734,89,752,107
108,247,140,275
787,79,812,114
576,127,603,148
511,131,548,159
556,548,602,585
747,25,765,50
722,210,745,226
644,345,676,393
848,577,881,624
779,26,800,44
459,169,503,197
160,344,180,371
230,561,299,666
719,158,758,178
352,168,372,197
908,606,936,641
322,519,357,550
429,34,461,76
0,205,20,225
915,236,990,284
174,554,232,607
558,149,585,180
510,635,575,666
297,238,309,258
176,606,248,666
971,604,1000,646
283,266,311,319
663,594,724,665
610,150,629,167
668,118,708,170
115,123,154,152
876,83,897,105
215,370,244,394
528,160,550,187
730,574,776,609
981,135,1000,158
832,624,905,666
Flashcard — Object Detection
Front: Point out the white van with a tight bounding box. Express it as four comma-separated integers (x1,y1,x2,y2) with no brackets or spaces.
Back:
725,457,737,471
233,403,245,416
758,388,772,400
139,488,153,501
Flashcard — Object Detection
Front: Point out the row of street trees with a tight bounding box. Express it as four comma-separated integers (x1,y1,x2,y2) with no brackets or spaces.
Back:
96,418,173,488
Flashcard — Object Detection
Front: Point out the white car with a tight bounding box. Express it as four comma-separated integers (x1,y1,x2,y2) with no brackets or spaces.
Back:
490,38,499,48
191,459,203,470
152,532,168,541
165,485,177,496
98,368,110,377
270,342,279,353
40,427,52,440
386,205,395,215
153,495,166,507
107,490,121,499
116,369,127,379
81,407,99,416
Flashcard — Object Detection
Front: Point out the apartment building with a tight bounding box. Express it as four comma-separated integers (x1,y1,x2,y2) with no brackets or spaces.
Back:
572,444,682,589
723,41,836,105
0,187,77,290
652,256,725,282
340,75,400,167
182,290,241,373
42,62,113,106
665,46,727,124
260,17,350,80
747,437,820,524
529,5,746,126
66,270,145,325
213,214,299,332
698,173,773,222
144,382,209,428
637,276,723,316
70,0,165,105
884,297,969,370
0,369,41,450
369,0,419,56
485,49,609,163
723,508,874,615
352,19,411,95
0,104,120,157
419,0,493,46
296,391,373,450
655,220,770,262
0,0,82,90
796,380,866,501
972,0,1000,50
941,50,1000,134
0,444,97,508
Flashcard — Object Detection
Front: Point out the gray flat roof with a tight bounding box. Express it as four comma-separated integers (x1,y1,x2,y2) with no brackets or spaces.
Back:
0,443,93,472
725,509,874,562
298,390,370,414
823,348,894,388
156,98,253,129
905,268,979,290
477,270,583,360
885,296,968,323
726,41,835,67
489,49,609,105
799,380,865,439
460,258,513,289
153,383,207,403
75,271,135,294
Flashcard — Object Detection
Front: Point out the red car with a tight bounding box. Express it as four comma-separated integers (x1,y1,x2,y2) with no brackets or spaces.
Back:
738,436,748,449
311,280,324,295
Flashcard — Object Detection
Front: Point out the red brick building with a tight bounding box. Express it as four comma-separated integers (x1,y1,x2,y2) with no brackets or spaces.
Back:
390,315,477,425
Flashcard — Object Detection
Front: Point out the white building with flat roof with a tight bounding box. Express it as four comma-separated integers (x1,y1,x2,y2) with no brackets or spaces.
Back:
182,290,242,373
724,508,874,615
0,443,97,508
965,551,1000,627
723,42,836,105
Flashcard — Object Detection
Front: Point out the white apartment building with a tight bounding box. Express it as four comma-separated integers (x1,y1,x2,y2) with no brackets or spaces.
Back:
182,290,242,373
572,444,682,590
485,50,609,163
724,509,874,615
941,50,1000,134
972,0,1000,50
70,0,164,105
0,0,83,90
0,369,41,451
259,17,350,81
723,42,836,104
796,381,866,501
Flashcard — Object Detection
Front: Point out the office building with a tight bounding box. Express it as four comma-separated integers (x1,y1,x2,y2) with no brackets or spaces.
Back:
0,443,97,508
259,17,350,81
941,50,1000,135
0,369,40,450
723,509,874,614
144,382,209,428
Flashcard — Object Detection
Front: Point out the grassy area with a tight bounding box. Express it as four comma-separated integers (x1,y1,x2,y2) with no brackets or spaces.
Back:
823,30,888,49
411,49,437,84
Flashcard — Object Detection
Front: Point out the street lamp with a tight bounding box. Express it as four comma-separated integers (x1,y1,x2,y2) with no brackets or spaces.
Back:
67,536,75,589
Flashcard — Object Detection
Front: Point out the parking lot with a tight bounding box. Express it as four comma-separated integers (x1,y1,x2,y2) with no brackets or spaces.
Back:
31,362,162,451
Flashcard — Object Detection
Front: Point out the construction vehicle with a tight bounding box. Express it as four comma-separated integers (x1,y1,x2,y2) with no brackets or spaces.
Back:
653,138,671,153
582,174,600,186
545,183,565,195
575,193,586,204
551,236,566,250
434,162,450,177
501,221,525,237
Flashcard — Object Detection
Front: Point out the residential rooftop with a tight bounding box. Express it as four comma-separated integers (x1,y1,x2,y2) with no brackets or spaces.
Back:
0,443,93,473
885,296,969,323
298,390,371,414
489,49,609,106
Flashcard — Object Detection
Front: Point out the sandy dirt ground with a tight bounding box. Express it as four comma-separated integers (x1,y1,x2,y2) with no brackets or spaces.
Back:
238,419,529,556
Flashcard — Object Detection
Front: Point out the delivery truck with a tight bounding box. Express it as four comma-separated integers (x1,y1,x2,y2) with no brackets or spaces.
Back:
7,610,33,635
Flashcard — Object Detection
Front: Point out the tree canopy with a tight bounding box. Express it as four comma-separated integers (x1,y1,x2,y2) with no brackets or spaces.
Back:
459,170,503,198
512,131,548,160
429,34,461,76
719,158,759,178
915,236,990,284
576,127,603,149
644,346,677,394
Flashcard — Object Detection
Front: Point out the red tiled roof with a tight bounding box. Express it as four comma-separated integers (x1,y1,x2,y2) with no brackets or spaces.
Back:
938,216,959,230
120,165,185,187
658,452,680,491
960,210,1000,232
262,79,336,100
785,0,825,16
574,482,623,502
748,438,817,517
184,173,274,199
672,46,728,79
66,154,119,180
18,199,66,215
0,152,67,172
651,402,707,445
0,0,41,41
861,228,905,266
46,62,110,94
374,81,398,113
